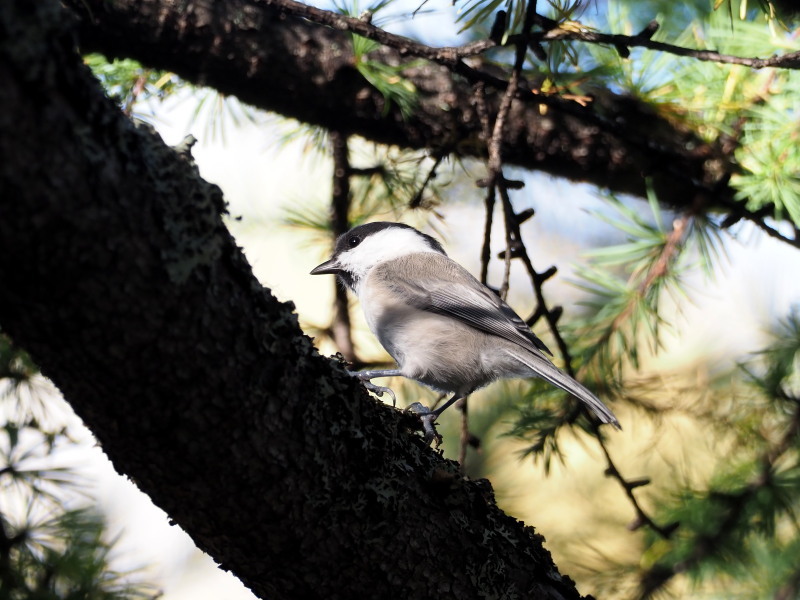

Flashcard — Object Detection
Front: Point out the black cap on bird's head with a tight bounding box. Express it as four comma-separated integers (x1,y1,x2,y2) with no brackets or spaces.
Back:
310,222,446,289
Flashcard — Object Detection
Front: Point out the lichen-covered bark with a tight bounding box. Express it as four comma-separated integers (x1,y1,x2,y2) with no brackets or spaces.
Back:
0,2,587,599
63,0,734,212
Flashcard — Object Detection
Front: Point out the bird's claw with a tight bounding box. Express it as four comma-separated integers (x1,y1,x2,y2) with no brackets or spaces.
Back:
406,402,442,447
360,380,397,407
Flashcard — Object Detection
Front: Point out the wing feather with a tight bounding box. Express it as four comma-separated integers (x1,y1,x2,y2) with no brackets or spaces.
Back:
378,254,552,357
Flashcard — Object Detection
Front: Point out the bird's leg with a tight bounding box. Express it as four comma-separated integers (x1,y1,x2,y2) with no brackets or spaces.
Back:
406,395,463,445
348,368,402,406
431,395,462,418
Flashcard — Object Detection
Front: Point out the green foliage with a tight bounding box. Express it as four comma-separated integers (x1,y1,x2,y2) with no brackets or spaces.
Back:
638,314,800,595
332,0,420,119
733,98,800,227
84,54,177,116
453,0,800,235
505,381,571,471
568,190,722,379
583,5,800,227
186,90,261,143
714,0,799,31
501,6,797,517
455,0,524,35
0,334,158,600
745,311,800,413
456,0,590,38
85,54,260,143
639,11,800,228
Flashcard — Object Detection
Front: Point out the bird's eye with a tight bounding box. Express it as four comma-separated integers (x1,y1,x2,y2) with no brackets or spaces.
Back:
348,236,361,247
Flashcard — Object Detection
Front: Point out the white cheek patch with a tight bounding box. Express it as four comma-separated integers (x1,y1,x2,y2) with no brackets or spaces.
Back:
336,227,442,281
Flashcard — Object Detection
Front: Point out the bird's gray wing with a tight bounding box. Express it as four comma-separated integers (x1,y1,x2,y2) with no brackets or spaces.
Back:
496,298,552,355
381,254,552,356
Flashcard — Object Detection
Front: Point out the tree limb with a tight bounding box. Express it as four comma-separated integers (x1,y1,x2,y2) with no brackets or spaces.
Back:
64,0,746,219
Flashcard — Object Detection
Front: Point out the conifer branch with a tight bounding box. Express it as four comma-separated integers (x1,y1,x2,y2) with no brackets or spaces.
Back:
261,0,800,71
638,394,800,598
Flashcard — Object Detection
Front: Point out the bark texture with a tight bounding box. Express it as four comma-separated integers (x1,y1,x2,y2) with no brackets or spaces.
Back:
0,2,588,598
64,0,735,213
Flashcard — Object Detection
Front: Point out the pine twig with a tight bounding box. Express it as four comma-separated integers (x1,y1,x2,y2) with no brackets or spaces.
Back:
473,83,495,286
409,152,446,209
493,188,678,542
458,398,470,472
600,213,691,347
594,427,676,538
484,0,537,299
329,130,357,363
535,17,800,70
261,0,800,71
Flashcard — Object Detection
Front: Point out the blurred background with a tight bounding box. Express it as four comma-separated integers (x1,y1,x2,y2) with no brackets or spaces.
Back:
2,0,800,598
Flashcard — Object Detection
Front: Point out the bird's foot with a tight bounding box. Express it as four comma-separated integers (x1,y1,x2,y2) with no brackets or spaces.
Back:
406,402,442,447
361,381,397,407
349,371,397,407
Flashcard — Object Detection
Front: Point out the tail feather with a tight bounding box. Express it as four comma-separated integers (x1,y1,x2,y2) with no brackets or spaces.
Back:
506,350,621,429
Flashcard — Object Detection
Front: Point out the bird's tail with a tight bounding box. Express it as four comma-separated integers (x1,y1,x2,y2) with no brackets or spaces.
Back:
505,349,621,429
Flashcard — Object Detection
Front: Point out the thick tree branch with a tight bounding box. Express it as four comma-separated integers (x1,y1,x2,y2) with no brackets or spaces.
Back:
0,2,590,598
63,0,800,245
64,0,747,220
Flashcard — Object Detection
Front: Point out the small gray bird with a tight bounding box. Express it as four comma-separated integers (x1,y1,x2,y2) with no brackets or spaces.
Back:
311,221,619,440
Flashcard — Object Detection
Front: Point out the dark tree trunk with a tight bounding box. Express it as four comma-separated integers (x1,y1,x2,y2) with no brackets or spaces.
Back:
0,2,588,599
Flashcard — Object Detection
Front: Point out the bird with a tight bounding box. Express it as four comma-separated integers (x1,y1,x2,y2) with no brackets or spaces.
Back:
311,221,619,441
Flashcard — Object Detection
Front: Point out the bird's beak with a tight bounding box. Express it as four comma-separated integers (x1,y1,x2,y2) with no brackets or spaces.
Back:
310,258,341,275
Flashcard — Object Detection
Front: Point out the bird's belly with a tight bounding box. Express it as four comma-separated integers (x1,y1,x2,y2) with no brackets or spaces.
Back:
373,308,497,395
